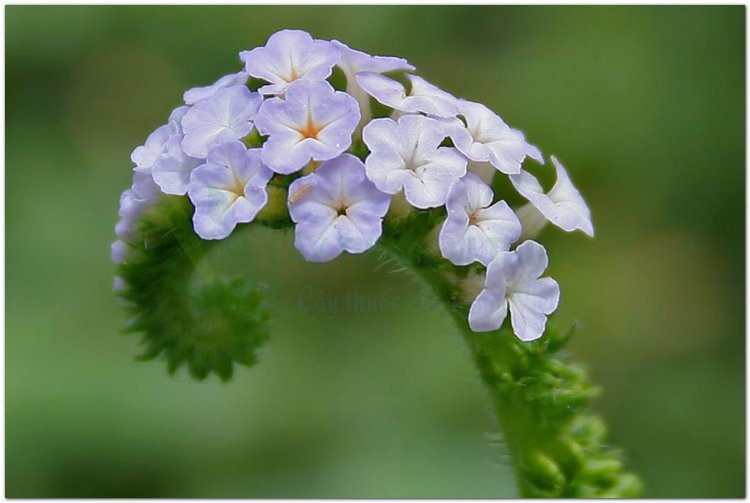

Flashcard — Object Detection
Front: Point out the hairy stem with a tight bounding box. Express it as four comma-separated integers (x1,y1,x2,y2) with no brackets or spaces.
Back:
378,212,642,497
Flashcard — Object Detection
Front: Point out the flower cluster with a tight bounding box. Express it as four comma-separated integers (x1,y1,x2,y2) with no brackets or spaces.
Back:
114,29,594,342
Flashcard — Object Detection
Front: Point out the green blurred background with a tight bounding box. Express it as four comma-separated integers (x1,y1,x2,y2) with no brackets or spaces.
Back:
6,5,745,498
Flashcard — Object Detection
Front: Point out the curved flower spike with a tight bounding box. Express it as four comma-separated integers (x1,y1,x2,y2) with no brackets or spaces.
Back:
288,153,390,262
439,173,521,266
181,85,263,159
240,29,339,96
254,80,360,174
468,240,560,341
447,100,542,175
187,141,273,240
183,71,249,105
362,114,466,208
510,155,594,237
356,72,458,118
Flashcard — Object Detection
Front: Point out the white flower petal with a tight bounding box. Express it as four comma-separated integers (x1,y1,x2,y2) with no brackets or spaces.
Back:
356,72,458,118
509,156,594,237
449,100,537,175
183,71,249,105
468,286,508,332
151,138,202,195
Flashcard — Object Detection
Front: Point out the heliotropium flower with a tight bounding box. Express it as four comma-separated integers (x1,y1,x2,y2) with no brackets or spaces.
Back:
240,29,339,96
362,114,466,208
356,72,458,118
254,80,360,174
148,106,202,195
187,141,273,240
183,71,249,105
509,155,594,237
130,104,188,176
151,140,203,196
287,153,390,262
439,173,521,266
468,240,560,341
447,100,542,175
180,85,263,159
332,40,414,122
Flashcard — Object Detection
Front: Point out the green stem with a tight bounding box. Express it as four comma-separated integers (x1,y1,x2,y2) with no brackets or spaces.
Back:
378,213,642,497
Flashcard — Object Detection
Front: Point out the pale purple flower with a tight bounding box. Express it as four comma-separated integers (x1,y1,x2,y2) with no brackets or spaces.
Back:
240,29,339,95
468,240,560,341
129,106,202,196
332,40,414,122
509,156,594,237
130,122,175,172
332,40,414,83
115,189,146,241
439,173,521,266
151,137,203,196
288,154,390,262
362,114,466,208
254,80,360,174
356,72,458,118
180,85,262,158
168,105,190,125
187,141,273,240
129,170,161,201
446,100,542,175
111,240,129,264
183,71,249,105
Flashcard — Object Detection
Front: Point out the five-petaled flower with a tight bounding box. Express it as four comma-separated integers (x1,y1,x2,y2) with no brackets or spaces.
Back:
240,29,340,96
288,154,390,262
510,155,594,237
149,106,203,196
332,40,414,123
188,141,273,240
356,72,458,118
254,80,360,174
181,85,263,159
447,100,542,175
468,240,560,341
439,173,522,266
363,114,466,208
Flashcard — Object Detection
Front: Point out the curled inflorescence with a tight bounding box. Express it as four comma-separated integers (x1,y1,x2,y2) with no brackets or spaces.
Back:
113,29,594,343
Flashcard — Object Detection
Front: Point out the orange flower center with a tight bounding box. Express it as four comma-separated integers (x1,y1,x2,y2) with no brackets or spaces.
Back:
298,113,321,140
